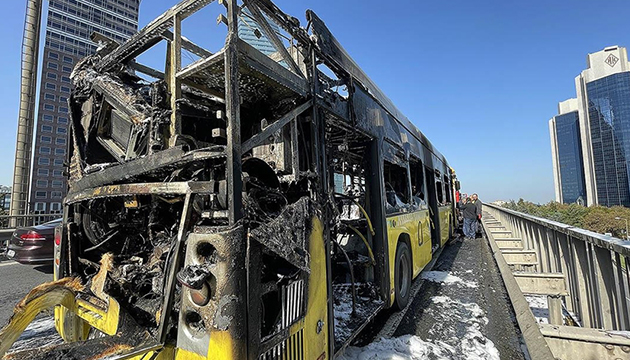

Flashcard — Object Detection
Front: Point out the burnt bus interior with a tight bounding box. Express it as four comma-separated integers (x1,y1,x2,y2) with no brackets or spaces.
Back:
7,0,453,359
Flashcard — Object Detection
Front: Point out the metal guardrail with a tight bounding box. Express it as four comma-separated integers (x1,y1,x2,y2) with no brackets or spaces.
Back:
0,214,61,229
484,203,630,331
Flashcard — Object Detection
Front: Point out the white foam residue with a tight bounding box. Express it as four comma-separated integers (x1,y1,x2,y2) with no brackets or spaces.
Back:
525,294,549,324
339,335,450,360
421,271,478,288
343,295,500,360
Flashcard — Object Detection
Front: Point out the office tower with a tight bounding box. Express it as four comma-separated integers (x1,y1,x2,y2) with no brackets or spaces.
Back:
30,0,140,214
576,46,630,207
550,99,587,205
238,8,280,56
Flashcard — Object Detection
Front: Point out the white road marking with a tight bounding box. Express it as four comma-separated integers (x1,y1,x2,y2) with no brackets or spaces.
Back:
0,261,19,267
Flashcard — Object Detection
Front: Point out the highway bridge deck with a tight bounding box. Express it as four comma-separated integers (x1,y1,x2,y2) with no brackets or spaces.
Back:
343,231,527,359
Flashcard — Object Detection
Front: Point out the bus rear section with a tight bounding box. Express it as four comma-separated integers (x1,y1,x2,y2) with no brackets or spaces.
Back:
0,0,457,358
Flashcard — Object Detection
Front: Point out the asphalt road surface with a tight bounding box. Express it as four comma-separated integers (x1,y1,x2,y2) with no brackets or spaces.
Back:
391,234,526,359
0,260,53,326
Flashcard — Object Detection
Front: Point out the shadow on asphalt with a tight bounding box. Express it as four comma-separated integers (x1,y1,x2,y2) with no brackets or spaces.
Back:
33,264,53,275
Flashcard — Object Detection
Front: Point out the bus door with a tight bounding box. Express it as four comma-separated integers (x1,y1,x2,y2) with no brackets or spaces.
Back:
424,166,441,251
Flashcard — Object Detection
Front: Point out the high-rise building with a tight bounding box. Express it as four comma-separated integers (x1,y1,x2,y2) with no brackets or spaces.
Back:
576,46,630,207
30,0,140,214
238,8,280,56
550,99,587,205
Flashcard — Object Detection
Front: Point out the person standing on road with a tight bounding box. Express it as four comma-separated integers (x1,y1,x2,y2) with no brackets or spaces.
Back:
471,193,482,237
460,197,478,239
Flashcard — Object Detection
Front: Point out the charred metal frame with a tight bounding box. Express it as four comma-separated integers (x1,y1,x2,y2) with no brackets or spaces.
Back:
49,1,457,359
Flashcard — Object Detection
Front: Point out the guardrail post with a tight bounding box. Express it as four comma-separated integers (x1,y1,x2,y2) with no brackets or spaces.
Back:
571,239,592,327
548,295,563,325
612,252,630,330
592,246,616,329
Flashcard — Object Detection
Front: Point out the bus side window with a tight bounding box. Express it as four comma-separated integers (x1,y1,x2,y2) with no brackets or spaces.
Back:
435,179,444,205
384,161,410,214
410,160,425,208
443,175,451,204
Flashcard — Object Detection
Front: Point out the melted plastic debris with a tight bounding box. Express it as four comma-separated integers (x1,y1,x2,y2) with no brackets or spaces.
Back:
421,271,478,288
341,295,500,360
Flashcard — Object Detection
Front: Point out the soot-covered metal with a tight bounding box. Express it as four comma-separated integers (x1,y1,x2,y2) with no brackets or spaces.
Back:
0,0,456,358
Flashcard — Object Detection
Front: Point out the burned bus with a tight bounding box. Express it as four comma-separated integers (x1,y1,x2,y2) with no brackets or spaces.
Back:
0,0,459,358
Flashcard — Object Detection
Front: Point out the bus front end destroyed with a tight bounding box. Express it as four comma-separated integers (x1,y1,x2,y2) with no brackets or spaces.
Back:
0,0,458,359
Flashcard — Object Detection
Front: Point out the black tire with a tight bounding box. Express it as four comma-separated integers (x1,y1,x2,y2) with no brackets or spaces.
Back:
394,241,412,310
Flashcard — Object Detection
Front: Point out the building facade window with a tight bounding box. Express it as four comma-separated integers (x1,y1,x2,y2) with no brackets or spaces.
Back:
44,93,56,101
53,169,64,177
51,180,63,188
55,137,66,145
37,169,49,176
51,191,63,199
587,72,630,207
55,148,66,156
47,61,58,69
48,52,58,60
41,136,52,144
46,72,57,80
35,191,47,199
39,147,51,155
38,158,50,166
555,111,587,204
36,180,48,188
42,125,53,132
57,126,67,134
43,115,54,122
54,158,64,166
44,104,55,111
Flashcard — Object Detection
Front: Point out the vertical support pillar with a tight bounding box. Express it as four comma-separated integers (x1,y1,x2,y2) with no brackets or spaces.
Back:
547,295,563,325
572,240,592,327
613,253,630,330
557,233,575,313
11,0,44,224
225,0,243,225
310,50,334,359
169,13,182,147
593,247,615,329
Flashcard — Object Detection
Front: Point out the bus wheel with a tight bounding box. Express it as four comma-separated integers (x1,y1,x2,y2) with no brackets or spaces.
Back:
394,241,412,310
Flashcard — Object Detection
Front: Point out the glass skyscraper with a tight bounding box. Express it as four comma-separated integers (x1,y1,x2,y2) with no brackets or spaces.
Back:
550,100,587,205
30,0,139,214
238,8,280,56
585,72,630,206
573,46,630,207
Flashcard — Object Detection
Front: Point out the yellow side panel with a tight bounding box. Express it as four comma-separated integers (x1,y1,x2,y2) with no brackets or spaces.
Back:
385,210,429,307
175,347,207,360
206,331,244,360
410,210,432,278
304,217,329,360
438,207,452,246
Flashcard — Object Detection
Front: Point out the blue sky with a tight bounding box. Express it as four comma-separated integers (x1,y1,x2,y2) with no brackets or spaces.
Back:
1,0,629,203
